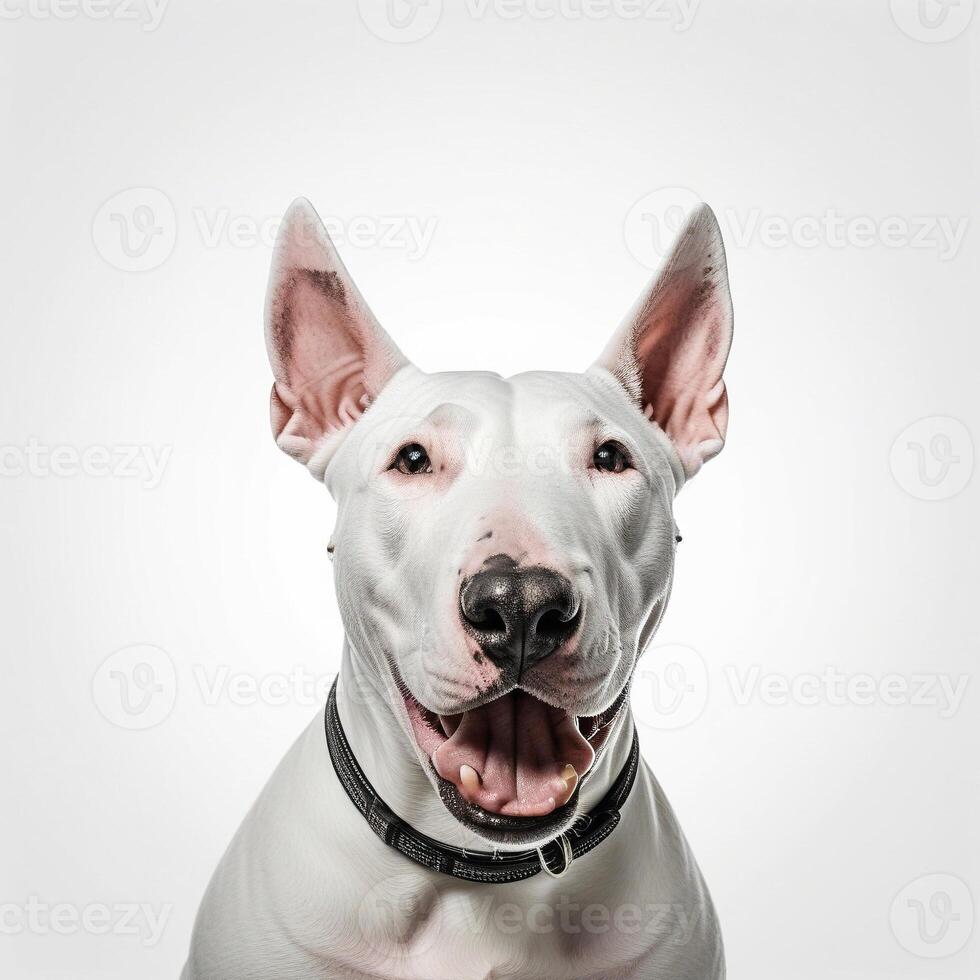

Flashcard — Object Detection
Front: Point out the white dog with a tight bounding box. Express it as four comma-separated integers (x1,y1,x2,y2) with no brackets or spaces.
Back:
183,196,733,980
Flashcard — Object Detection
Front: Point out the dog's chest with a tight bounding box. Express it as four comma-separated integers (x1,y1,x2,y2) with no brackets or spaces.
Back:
338,874,654,980
313,810,718,980
186,718,722,980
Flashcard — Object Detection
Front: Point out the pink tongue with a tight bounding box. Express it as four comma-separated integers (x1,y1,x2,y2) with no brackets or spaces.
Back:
432,691,594,817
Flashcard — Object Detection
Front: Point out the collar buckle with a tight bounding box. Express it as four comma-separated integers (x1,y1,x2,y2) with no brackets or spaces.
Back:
536,833,574,878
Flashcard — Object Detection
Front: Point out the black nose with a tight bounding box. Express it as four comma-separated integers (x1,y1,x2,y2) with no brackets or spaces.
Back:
459,556,580,673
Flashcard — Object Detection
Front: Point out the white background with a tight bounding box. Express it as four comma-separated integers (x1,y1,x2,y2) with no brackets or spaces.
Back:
2,1,978,977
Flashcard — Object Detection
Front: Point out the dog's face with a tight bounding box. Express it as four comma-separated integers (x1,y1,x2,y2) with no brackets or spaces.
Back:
265,200,732,846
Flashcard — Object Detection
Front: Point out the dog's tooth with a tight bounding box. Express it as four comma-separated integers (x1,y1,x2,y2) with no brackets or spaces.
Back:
561,764,578,793
459,764,481,796
551,764,579,808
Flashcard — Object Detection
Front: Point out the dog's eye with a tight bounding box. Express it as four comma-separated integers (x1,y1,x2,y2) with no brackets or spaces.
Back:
390,443,432,475
593,441,631,474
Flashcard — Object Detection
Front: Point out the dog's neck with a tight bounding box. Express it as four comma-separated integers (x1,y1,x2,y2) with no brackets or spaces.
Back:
334,639,636,853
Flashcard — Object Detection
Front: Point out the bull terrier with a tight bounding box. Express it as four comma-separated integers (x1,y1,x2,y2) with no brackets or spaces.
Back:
183,196,734,980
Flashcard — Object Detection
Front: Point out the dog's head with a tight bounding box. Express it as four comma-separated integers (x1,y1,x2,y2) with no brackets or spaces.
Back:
265,199,733,846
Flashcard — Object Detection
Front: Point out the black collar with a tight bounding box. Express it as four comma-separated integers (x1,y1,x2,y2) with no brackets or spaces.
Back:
324,679,640,884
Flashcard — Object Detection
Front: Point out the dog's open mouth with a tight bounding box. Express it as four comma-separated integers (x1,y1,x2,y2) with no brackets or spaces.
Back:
404,685,628,843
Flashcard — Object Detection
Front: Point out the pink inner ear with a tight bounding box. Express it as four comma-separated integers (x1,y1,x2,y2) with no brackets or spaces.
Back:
634,273,730,473
264,199,408,470
268,268,374,455
596,204,733,479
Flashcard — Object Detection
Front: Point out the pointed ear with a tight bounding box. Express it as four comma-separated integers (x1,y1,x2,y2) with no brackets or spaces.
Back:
593,203,733,479
264,198,408,474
